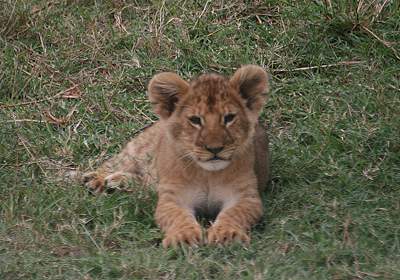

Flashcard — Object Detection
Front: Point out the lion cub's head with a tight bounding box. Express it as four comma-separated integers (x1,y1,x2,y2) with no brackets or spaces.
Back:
148,65,269,171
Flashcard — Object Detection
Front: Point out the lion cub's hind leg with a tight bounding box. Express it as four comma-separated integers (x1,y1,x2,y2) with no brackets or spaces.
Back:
82,171,107,193
83,170,133,193
83,147,145,193
83,124,159,193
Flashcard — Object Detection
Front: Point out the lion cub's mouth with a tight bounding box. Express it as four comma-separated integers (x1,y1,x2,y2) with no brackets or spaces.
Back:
197,156,231,171
207,155,225,161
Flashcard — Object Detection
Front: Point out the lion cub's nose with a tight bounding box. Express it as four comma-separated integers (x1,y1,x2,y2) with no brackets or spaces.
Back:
205,146,224,155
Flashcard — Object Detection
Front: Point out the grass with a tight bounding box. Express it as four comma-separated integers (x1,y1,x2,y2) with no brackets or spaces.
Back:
1,0,399,279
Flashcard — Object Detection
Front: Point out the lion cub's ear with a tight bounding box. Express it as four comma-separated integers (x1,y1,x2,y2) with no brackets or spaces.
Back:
230,65,270,114
148,73,189,119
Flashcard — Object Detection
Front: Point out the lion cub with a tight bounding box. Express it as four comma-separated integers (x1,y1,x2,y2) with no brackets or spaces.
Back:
84,65,270,247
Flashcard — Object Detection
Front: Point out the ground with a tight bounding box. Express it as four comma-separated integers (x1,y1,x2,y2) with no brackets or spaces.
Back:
0,1,399,279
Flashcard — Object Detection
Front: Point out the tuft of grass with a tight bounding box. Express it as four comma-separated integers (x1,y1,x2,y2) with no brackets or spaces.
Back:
1,1,399,279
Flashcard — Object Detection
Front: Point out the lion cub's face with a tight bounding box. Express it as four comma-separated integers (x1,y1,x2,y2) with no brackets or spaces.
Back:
148,65,269,171
170,75,251,171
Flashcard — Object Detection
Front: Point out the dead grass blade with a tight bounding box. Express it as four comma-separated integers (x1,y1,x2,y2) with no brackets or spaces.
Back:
43,106,77,126
362,25,400,61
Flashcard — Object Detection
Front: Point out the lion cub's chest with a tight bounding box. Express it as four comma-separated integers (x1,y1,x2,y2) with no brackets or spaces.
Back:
192,190,223,220
182,181,238,220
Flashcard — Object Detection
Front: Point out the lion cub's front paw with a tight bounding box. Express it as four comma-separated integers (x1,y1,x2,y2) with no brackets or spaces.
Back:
207,224,250,245
162,225,203,248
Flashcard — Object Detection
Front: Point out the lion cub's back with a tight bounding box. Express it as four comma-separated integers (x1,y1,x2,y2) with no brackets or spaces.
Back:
120,122,164,185
254,124,270,192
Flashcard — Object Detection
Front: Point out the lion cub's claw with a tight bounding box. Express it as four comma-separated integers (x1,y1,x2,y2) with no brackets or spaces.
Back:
207,224,250,245
162,226,203,248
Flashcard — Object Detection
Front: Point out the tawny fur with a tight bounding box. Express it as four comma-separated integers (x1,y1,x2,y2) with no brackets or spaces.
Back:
84,65,271,247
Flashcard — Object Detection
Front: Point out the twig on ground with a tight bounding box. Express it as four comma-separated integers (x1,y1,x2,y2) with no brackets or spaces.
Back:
273,61,365,73
0,159,77,170
0,85,80,109
1,119,46,123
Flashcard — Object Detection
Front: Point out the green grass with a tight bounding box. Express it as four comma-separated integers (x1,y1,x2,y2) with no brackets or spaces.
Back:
1,0,399,279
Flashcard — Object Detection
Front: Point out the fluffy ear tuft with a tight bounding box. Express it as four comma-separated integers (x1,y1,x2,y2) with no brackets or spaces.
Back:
148,72,189,119
230,65,270,114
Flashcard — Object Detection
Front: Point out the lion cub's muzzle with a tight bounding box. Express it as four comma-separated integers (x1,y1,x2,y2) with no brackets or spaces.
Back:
195,145,233,171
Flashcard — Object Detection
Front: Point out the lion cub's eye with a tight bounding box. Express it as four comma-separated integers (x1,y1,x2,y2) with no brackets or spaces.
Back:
189,116,202,126
224,113,236,125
